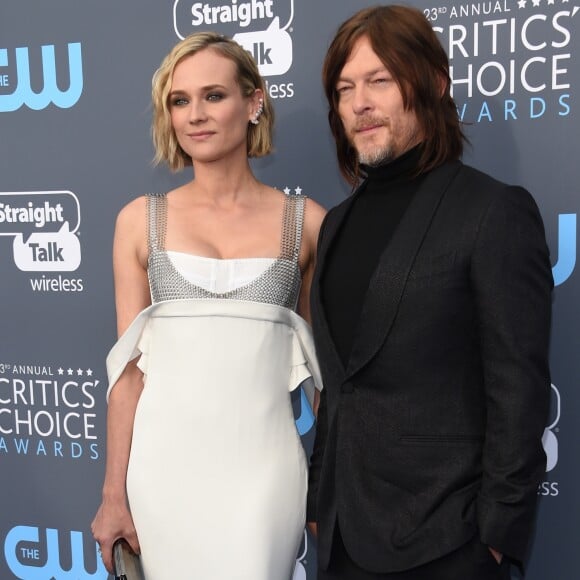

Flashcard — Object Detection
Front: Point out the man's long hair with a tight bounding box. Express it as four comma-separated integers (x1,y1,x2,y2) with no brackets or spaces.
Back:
323,5,466,185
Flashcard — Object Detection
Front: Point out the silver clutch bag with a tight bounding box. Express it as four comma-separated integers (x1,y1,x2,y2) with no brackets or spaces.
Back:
113,539,144,580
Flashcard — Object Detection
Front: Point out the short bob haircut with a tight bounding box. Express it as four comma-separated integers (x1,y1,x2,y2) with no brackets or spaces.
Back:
323,5,466,185
152,32,274,171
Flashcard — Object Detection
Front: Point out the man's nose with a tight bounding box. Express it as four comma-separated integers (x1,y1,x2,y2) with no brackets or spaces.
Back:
351,85,373,114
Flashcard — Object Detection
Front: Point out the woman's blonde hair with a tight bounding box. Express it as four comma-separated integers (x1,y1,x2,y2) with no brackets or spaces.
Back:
151,31,274,171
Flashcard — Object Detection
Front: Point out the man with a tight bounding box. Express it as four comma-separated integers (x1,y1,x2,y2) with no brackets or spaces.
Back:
307,5,552,580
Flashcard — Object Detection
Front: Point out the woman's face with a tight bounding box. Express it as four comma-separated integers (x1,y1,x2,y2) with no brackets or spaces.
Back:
169,49,259,165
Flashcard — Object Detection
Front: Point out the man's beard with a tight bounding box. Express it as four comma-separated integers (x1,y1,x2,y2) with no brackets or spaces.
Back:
349,116,394,167
358,144,394,167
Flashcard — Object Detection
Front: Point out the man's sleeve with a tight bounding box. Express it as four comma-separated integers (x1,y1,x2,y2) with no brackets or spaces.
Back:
307,386,327,522
471,185,553,563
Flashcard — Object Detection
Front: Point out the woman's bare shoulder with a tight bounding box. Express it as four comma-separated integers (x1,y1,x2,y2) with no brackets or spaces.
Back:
116,195,148,227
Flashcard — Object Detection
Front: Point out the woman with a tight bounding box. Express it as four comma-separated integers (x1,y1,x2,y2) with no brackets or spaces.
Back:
91,32,325,579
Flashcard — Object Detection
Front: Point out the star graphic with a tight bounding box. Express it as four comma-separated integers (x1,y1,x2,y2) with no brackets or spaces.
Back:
294,186,303,195
58,368,64,375
283,187,291,195
77,368,84,376
532,0,541,6
547,0,554,4
86,368,93,376
562,0,569,3
518,0,526,7
67,368,74,376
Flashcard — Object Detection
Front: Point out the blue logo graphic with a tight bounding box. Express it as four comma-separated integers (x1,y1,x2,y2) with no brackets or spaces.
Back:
4,525,107,579
295,387,315,436
0,43,83,112
552,213,576,286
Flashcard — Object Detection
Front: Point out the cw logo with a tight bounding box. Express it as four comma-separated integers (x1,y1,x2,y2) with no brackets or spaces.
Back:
552,213,576,286
4,525,107,579
0,43,83,112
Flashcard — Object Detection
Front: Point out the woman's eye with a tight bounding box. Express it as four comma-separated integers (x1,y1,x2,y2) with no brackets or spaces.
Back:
172,97,188,106
207,93,224,102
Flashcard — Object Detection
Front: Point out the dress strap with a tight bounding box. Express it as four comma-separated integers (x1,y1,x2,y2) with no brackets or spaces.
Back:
280,194,306,261
146,193,168,253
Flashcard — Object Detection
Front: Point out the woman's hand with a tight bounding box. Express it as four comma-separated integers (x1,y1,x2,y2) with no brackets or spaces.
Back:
91,497,140,574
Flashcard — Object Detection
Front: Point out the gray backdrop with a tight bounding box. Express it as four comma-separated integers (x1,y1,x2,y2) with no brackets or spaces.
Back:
0,0,577,578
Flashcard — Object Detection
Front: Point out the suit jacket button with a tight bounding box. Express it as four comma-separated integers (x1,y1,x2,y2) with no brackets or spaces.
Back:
341,383,354,394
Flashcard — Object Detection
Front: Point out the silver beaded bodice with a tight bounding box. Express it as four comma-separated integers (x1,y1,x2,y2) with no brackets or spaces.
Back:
147,193,306,309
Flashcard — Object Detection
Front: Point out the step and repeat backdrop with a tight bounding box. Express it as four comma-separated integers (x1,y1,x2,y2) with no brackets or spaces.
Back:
0,0,578,578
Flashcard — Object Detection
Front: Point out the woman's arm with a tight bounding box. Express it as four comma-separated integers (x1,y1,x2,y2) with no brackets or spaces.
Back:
91,197,150,573
297,197,326,419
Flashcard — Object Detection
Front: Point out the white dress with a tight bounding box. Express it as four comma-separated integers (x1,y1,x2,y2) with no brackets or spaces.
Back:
106,194,322,580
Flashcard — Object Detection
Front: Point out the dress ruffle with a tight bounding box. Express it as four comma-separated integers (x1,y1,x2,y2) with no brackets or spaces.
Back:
106,298,322,407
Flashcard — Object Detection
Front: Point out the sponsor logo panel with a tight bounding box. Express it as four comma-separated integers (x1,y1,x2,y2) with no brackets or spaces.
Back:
0,43,83,112
0,362,104,461
0,191,85,292
426,0,579,123
3,526,106,579
538,383,561,497
173,0,296,99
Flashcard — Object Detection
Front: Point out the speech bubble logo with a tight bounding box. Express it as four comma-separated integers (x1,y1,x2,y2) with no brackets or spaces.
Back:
13,222,81,271
234,18,292,76
173,1,295,77
542,384,561,472
0,191,80,240
292,562,306,580
292,530,307,580
173,0,291,40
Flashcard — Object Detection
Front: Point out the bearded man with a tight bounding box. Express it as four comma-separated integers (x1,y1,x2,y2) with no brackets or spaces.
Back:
307,5,553,580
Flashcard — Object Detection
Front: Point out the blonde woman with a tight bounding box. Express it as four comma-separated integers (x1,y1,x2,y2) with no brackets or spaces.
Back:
91,32,325,579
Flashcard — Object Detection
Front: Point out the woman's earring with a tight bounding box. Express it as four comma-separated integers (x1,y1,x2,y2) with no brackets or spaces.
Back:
250,98,264,125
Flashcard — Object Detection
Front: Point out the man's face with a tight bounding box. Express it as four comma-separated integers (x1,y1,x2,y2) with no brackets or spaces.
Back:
336,36,422,166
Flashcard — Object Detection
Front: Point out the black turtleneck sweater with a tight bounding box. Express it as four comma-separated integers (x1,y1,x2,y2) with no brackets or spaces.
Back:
322,146,426,365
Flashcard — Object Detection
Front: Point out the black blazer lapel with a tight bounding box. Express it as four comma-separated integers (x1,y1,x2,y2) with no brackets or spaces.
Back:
312,185,366,375
346,162,462,378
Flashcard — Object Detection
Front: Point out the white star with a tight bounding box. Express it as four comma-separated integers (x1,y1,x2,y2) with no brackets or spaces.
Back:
547,0,554,4
58,367,64,375
86,368,93,376
67,368,74,375
562,0,569,3
283,187,291,195
77,368,83,376
518,0,526,7
532,0,541,6
294,186,303,195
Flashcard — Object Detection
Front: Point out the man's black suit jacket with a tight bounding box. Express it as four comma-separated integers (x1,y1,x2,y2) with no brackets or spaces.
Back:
307,161,553,573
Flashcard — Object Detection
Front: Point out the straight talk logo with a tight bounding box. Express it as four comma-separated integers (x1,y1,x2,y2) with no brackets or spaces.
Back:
0,191,85,292
174,0,295,77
